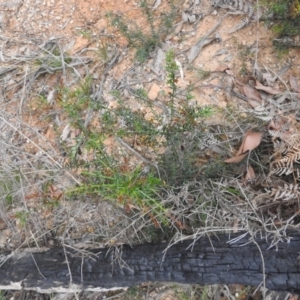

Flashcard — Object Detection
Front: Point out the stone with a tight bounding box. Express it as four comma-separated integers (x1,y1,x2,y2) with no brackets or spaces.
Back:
148,83,161,100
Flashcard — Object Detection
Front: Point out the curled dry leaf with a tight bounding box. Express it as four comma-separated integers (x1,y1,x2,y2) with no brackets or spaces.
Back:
224,152,247,163
242,130,263,153
174,21,184,34
242,85,262,103
245,165,255,181
255,80,282,95
225,129,263,163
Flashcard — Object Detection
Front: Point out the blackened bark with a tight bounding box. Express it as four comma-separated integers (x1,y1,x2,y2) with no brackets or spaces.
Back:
0,231,299,293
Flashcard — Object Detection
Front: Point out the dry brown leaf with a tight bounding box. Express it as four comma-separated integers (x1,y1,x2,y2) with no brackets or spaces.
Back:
174,21,184,34
242,131,263,153
242,85,262,102
289,73,300,93
225,129,262,163
255,80,282,95
247,99,262,109
236,130,248,156
235,81,262,108
245,165,255,181
237,129,261,155
224,153,247,163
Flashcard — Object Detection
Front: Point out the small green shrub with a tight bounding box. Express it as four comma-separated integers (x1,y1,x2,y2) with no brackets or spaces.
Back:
107,0,177,62
266,0,300,37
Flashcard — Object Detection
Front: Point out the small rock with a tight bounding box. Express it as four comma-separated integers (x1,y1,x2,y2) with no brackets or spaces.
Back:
148,83,161,100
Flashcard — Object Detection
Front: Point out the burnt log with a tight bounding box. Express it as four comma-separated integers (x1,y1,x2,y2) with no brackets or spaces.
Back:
0,231,299,293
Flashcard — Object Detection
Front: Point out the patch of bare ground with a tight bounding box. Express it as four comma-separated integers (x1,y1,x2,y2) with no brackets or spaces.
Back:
0,0,300,298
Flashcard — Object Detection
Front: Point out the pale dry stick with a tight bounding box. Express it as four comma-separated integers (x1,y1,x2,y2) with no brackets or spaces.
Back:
2,110,57,157
62,242,73,285
30,251,46,279
104,209,157,246
284,209,300,227
128,221,151,244
252,0,260,78
63,244,100,261
116,137,163,179
58,43,67,84
19,64,29,115
1,59,44,104
209,94,245,132
236,180,264,225
92,49,120,102
0,171,65,208
110,245,133,272
162,192,229,244
0,116,81,185
188,17,223,63
18,170,28,211
223,284,236,299
29,230,40,249
237,183,287,243
116,137,152,165
36,42,84,78
251,237,266,299
81,255,84,283
83,49,120,128
8,54,89,105
0,67,17,77
27,60,87,84
227,231,249,244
